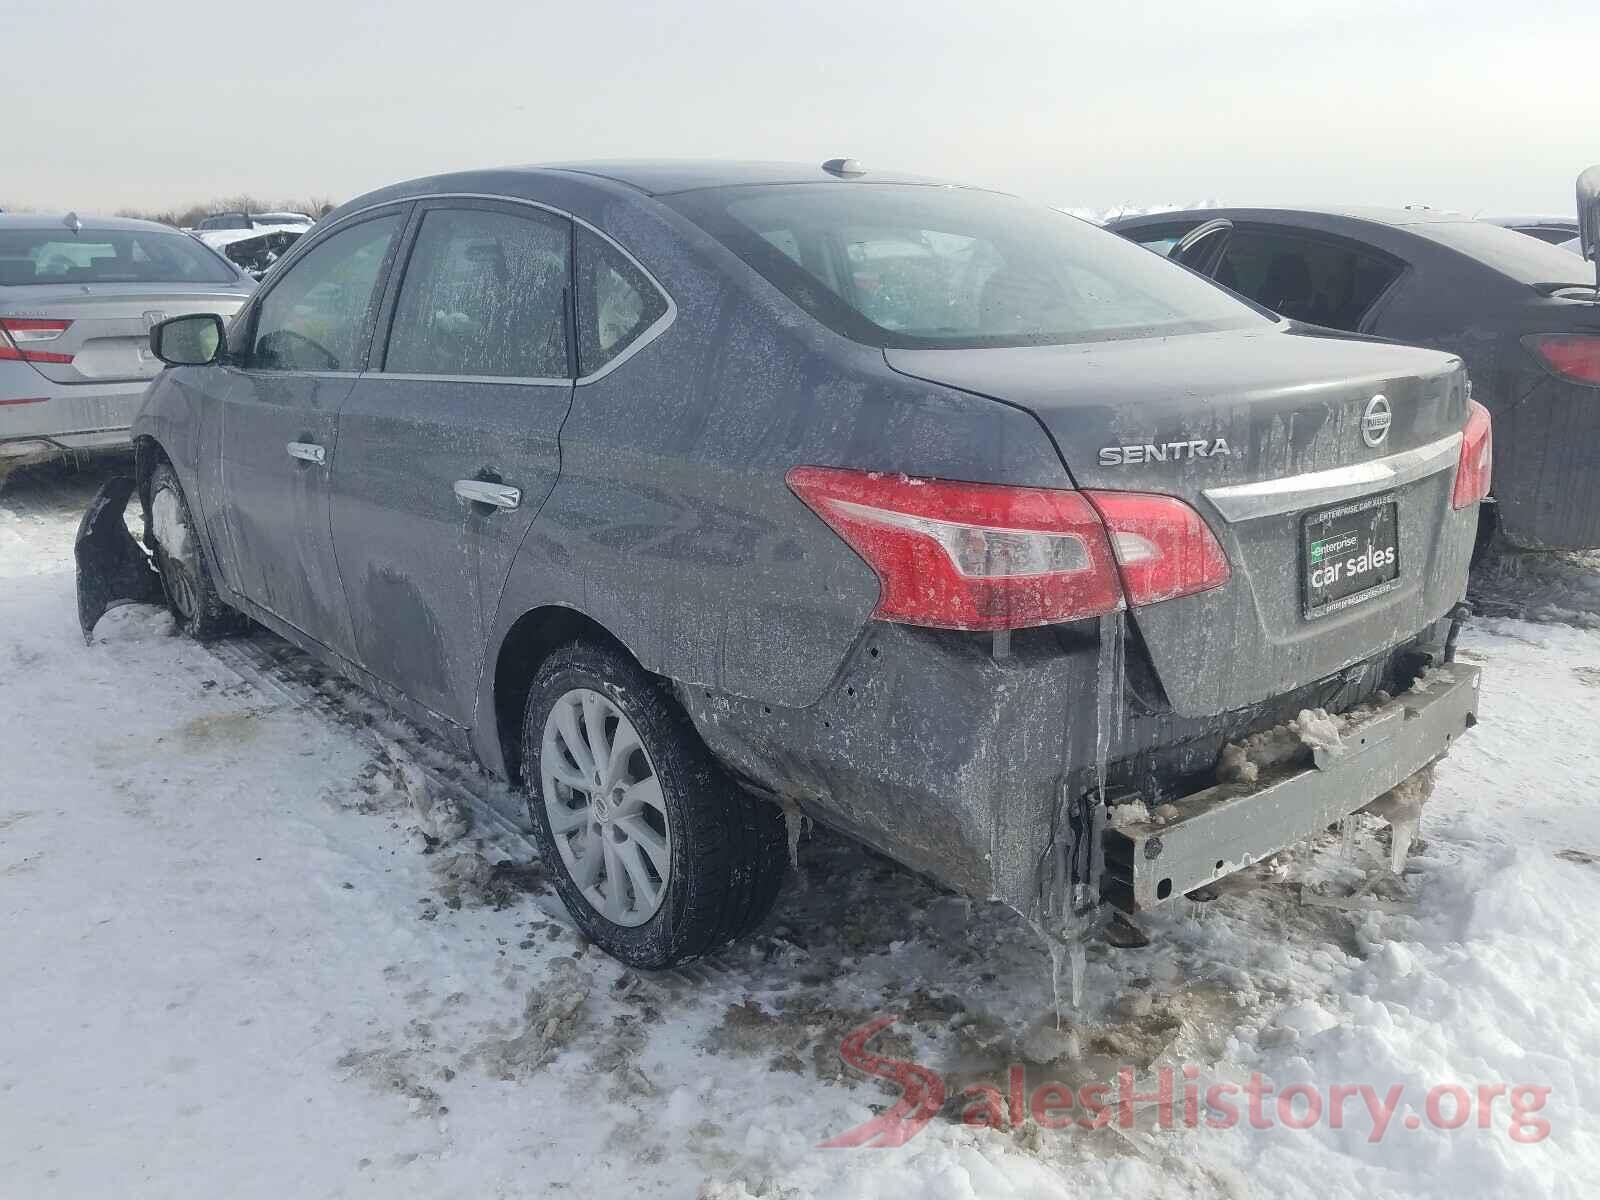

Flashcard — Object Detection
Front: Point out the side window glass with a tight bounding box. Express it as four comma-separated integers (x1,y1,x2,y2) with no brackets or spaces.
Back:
384,207,571,379
759,228,803,264
1124,227,1192,259
1220,230,1402,331
248,215,400,371
575,228,669,376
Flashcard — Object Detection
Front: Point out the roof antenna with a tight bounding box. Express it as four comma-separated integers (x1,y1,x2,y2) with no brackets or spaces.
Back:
822,158,866,178
63,211,82,235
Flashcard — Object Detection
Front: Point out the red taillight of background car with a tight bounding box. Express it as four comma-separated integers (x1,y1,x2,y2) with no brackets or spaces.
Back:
786,466,1229,631
1524,333,1600,385
0,318,74,364
1083,490,1232,606
1452,399,1494,510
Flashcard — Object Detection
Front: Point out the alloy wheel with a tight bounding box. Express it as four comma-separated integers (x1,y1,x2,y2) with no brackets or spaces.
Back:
539,687,671,927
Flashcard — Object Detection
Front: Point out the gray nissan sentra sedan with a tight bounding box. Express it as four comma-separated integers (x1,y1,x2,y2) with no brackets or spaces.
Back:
78,160,1486,968
0,214,254,474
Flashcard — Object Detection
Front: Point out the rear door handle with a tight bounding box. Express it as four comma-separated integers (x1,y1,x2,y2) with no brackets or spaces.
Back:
453,479,521,510
287,441,326,465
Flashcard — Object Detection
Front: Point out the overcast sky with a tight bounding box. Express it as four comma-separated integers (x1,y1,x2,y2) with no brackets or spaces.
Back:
4,0,1596,216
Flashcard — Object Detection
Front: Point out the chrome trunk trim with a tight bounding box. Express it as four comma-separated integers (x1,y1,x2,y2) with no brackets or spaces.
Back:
1202,431,1462,522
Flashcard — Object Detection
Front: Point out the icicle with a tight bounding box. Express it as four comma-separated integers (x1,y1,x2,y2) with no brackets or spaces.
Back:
781,803,809,870
1069,941,1087,1009
1046,938,1064,1030
1339,815,1358,859
1363,766,1434,875
1093,612,1127,801
1389,817,1418,874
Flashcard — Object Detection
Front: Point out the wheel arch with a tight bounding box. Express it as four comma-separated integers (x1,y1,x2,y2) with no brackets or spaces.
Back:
132,433,169,507
132,431,236,610
487,604,645,787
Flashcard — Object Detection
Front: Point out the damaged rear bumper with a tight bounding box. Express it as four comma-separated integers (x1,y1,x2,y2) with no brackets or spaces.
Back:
1103,662,1481,911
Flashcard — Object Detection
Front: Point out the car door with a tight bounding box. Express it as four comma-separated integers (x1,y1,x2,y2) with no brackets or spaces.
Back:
208,207,408,655
328,199,576,724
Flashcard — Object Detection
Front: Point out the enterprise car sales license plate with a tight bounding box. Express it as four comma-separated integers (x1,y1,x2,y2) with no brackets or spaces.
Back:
1302,494,1400,617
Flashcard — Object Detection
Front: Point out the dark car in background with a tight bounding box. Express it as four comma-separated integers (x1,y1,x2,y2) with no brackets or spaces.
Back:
194,211,314,231
191,225,307,281
1110,205,1600,549
1481,214,1580,246
83,161,1484,969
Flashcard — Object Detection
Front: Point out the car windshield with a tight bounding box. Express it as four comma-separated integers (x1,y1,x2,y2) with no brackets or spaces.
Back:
667,184,1269,348
1408,220,1594,285
0,228,238,285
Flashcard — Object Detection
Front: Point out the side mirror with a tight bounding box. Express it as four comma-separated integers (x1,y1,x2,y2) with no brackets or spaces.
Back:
151,313,224,366
1578,165,1600,265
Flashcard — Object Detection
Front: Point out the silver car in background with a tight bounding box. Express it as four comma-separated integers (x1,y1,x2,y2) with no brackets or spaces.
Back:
0,214,255,475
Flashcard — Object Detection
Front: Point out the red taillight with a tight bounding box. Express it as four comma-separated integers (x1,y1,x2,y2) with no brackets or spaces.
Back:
1525,334,1600,385
1083,490,1231,605
786,466,1228,631
1452,399,1493,510
0,318,74,364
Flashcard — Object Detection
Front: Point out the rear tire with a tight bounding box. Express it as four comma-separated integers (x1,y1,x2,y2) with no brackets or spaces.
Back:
521,640,788,969
148,462,239,641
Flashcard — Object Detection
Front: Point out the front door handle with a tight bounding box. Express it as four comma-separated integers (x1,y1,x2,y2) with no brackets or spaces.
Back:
453,479,521,510
287,441,326,465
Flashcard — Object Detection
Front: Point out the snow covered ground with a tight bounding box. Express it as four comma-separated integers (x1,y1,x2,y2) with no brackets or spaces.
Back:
3,460,1598,1199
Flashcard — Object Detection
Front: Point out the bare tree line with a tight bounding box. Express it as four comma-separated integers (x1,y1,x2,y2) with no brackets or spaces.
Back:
0,195,339,227
117,195,340,227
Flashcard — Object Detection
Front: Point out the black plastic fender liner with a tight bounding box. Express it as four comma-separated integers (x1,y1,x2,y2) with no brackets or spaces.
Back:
75,475,164,644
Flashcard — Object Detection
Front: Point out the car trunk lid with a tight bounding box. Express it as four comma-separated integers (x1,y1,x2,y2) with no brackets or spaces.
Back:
0,285,249,385
886,326,1476,716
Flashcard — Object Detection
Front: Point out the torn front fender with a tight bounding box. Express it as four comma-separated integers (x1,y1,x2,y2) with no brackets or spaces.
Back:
75,475,164,643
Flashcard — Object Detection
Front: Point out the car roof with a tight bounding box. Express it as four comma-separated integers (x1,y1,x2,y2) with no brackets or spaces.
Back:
1107,205,1476,230
1479,214,1577,229
537,159,948,195
324,160,994,235
0,213,179,234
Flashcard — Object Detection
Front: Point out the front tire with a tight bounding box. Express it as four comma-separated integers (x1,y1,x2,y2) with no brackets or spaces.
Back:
147,462,238,640
522,641,788,969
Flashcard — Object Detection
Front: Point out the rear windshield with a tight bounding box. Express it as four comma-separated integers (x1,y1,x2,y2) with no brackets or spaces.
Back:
667,184,1269,348
1406,220,1593,286
0,229,238,286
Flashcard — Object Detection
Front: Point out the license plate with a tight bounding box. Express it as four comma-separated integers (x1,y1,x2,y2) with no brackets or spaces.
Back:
1302,494,1400,617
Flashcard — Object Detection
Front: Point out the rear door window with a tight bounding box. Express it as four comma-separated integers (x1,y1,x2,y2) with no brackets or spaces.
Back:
245,214,402,371
1217,228,1403,331
574,227,669,376
383,206,572,379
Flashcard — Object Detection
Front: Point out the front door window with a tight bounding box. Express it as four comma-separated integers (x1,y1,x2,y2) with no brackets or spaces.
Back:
246,215,402,371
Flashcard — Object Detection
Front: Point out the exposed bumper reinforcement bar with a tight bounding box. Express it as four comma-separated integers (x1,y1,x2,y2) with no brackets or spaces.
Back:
1103,662,1482,911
